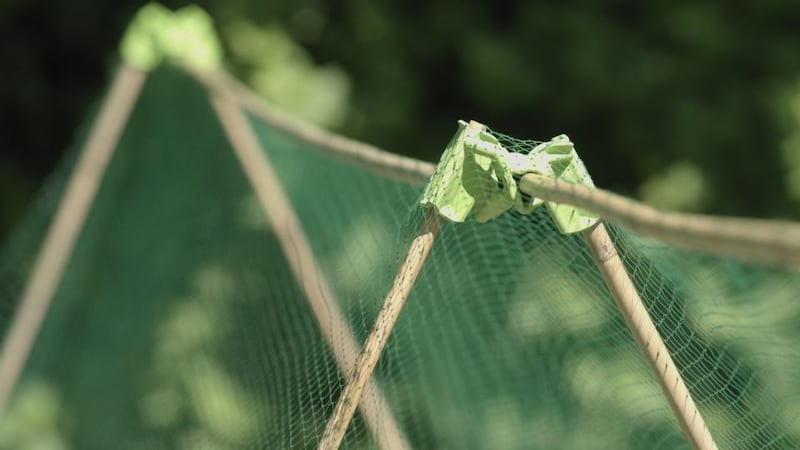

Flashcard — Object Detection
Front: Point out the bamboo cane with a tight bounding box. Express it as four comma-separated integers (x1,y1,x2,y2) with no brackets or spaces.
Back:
318,209,440,450
581,223,718,450
0,65,147,417
211,92,411,450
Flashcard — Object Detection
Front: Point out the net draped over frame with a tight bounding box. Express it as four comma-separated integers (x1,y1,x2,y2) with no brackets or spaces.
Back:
1,67,799,450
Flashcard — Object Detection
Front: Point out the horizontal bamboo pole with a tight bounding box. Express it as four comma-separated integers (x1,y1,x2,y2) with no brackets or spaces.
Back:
520,173,800,268
190,68,433,186
188,68,800,270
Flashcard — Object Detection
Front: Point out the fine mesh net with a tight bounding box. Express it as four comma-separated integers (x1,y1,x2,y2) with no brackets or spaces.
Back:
1,66,800,450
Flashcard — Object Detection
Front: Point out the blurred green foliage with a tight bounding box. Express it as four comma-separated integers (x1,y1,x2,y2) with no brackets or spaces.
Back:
2,0,800,241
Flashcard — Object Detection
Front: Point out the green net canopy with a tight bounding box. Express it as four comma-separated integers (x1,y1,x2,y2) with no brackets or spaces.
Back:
1,66,800,450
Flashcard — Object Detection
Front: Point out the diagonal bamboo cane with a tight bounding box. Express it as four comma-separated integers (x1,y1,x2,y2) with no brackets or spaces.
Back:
581,223,718,450
210,92,410,450
318,209,440,450
0,65,147,417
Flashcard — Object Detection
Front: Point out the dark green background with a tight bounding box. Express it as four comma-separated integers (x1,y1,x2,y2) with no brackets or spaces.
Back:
3,0,800,241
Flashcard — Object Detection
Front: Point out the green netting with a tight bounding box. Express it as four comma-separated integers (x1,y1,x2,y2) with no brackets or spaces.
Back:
1,66,800,450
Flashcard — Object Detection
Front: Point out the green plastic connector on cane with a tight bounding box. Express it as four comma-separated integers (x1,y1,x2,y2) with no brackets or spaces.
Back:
420,120,509,223
420,120,599,234
533,134,599,234
120,3,222,71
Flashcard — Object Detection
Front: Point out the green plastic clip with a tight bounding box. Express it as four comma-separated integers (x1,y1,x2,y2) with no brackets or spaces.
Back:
120,3,222,71
420,120,599,234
